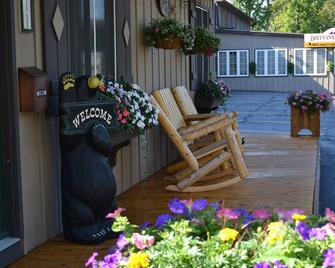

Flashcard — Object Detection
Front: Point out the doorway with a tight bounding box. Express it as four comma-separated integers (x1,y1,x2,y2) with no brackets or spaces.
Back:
0,0,23,267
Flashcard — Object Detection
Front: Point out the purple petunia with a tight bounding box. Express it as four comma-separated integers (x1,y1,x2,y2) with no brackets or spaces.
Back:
209,200,222,210
310,227,327,241
273,260,288,268
296,221,310,240
192,199,208,211
155,213,174,228
168,198,187,214
116,234,129,250
233,208,249,216
254,262,272,268
274,208,305,222
323,249,335,267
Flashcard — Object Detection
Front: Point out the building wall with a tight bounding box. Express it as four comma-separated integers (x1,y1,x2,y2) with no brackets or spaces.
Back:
217,31,335,93
216,4,250,30
14,0,61,253
13,0,214,254
113,0,191,193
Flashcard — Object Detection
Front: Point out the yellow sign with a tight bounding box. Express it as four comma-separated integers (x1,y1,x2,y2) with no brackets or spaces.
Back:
304,33,335,47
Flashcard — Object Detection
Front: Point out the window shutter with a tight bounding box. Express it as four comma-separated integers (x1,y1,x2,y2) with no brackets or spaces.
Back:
115,0,132,82
42,0,70,81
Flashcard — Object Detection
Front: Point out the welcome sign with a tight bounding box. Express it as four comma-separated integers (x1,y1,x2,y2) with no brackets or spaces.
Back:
61,101,119,135
304,29,335,47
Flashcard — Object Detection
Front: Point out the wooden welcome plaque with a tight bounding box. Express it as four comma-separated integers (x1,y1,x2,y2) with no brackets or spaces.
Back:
61,101,119,135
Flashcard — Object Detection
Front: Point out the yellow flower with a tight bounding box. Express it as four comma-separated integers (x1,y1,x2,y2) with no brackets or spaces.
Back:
257,227,262,233
292,214,306,221
266,221,285,245
127,252,150,268
218,228,239,242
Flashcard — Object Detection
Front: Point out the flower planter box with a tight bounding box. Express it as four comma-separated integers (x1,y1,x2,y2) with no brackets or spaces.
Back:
290,107,320,137
154,37,181,49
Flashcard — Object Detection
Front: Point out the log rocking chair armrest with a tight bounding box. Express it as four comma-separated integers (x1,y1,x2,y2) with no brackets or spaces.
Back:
180,118,235,142
183,111,239,122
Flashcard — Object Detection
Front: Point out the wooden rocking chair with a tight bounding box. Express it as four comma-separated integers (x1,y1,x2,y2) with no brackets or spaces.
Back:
171,86,243,152
150,91,248,192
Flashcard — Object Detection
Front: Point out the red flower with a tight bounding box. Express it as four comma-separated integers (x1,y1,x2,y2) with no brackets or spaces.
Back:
123,109,129,117
121,119,127,124
118,113,123,120
205,48,212,57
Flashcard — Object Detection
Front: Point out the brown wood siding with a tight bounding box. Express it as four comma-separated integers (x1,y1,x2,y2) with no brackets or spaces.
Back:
114,0,200,195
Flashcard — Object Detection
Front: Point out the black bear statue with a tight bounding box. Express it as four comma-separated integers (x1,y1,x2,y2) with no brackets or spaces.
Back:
61,123,118,244
59,73,119,244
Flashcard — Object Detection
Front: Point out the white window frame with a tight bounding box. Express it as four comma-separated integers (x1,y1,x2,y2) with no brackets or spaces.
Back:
217,50,249,77
255,48,288,77
294,48,327,76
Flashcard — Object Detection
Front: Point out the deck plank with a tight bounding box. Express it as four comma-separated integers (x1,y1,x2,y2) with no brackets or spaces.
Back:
10,133,317,268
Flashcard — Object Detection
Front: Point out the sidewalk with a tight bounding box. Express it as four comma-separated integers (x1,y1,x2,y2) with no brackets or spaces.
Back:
221,90,335,214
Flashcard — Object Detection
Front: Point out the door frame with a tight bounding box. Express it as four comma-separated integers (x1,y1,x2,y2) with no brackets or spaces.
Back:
0,0,24,266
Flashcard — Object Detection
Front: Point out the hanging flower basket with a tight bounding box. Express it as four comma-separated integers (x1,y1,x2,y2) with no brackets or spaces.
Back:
154,36,182,49
144,18,195,52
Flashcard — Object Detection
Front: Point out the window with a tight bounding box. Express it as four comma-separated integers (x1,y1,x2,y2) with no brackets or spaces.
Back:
255,49,287,76
217,50,249,77
294,48,327,76
69,0,115,77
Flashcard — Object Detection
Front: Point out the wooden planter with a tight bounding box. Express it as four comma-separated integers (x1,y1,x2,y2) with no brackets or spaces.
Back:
154,37,181,49
290,107,320,137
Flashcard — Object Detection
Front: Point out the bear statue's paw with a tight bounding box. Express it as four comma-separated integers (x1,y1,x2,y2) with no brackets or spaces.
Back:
63,219,119,245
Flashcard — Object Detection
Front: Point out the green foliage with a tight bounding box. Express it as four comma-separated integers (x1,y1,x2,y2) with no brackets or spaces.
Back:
186,27,220,56
249,61,256,75
318,0,335,32
269,0,325,33
233,0,272,31
327,61,334,73
287,61,294,74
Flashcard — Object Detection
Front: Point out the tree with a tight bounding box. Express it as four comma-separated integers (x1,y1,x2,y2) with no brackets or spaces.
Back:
233,0,272,31
269,0,324,33
318,0,335,32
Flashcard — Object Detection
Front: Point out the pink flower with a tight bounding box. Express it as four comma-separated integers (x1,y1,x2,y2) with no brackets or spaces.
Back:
252,209,271,220
85,252,98,267
181,199,193,211
301,105,308,112
217,208,239,220
121,119,127,124
325,208,335,223
155,27,160,32
132,233,155,249
123,109,129,117
322,223,335,236
118,113,123,120
106,207,126,219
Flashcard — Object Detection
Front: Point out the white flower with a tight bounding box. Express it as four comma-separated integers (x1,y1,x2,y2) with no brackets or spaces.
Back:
132,83,141,90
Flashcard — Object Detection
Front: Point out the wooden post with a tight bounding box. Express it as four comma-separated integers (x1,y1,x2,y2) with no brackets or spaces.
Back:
290,107,320,137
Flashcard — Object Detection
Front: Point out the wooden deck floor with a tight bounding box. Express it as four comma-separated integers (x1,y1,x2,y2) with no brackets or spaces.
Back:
10,133,317,268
